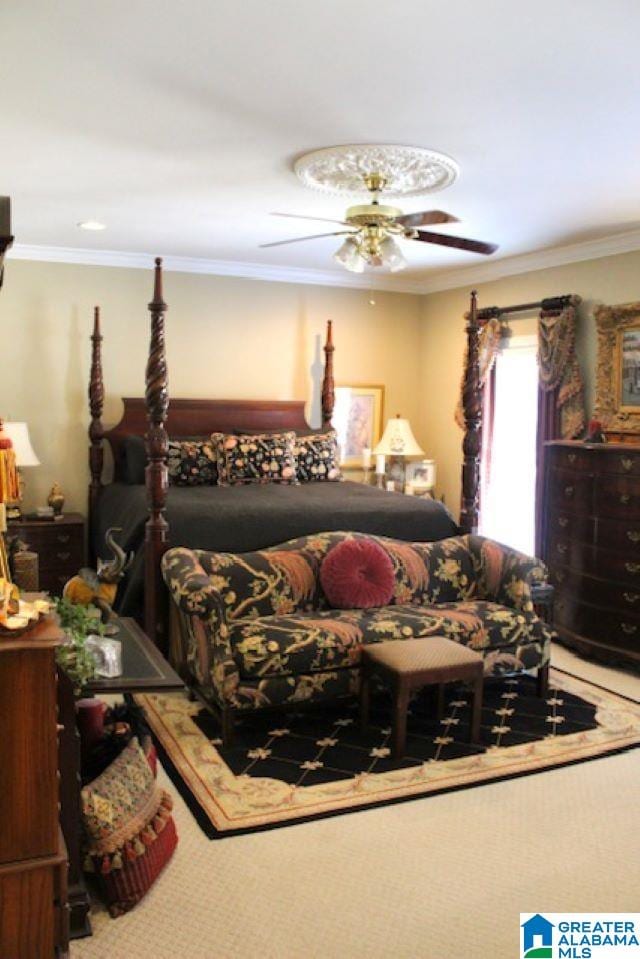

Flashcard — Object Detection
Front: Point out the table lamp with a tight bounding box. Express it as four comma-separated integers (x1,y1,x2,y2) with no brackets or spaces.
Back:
373,414,424,492
2,422,40,519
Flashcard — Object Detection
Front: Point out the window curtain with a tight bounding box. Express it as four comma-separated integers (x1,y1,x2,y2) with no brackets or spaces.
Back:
534,297,585,553
455,317,502,429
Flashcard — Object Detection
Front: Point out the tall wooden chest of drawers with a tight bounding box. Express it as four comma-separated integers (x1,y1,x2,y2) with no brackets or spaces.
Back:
0,619,69,957
542,440,640,665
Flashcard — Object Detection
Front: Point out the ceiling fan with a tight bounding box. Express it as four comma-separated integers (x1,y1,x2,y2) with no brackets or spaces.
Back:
260,173,498,273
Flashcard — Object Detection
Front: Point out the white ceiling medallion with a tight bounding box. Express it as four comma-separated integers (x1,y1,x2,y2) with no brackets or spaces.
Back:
294,144,459,198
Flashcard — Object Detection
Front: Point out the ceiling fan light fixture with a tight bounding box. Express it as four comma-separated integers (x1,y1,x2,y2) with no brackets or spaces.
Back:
333,236,364,273
379,235,407,272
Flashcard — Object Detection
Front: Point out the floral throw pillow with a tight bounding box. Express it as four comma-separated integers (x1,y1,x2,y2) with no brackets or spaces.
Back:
295,430,342,482
167,438,218,486
213,431,298,485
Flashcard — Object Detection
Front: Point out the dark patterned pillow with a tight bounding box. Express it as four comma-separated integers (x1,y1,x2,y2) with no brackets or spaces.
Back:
167,439,218,486
295,430,342,482
213,431,298,485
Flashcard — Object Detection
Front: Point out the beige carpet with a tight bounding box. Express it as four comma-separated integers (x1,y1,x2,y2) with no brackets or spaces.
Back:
71,644,640,959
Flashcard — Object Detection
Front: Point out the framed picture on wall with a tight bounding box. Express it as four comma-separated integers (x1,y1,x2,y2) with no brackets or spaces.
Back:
595,301,640,438
333,385,384,469
619,327,640,411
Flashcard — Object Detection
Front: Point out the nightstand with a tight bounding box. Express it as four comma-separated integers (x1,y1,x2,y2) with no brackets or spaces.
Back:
8,512,85,596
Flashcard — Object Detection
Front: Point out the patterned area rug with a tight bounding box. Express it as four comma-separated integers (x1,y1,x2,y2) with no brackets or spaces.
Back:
136,669,640,837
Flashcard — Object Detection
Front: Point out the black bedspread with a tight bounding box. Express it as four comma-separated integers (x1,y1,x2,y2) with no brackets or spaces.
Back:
94,481,458,618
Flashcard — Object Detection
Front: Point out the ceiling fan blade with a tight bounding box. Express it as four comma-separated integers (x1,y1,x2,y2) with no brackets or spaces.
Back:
395,210,460,228
411,230,498,255
271,212,351,227
260,231,355,249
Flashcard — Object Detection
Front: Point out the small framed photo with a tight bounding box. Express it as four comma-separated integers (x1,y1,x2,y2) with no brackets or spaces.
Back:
333,385,384,470
405,459,436,492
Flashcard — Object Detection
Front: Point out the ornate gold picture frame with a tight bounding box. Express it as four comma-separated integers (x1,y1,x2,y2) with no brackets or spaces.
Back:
595,301,640,438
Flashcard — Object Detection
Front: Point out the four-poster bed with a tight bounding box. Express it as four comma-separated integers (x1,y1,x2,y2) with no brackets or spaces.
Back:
88,259,457,651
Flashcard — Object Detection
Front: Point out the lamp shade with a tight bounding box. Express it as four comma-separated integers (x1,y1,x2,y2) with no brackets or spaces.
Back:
373,415,424,458
2,422,40,467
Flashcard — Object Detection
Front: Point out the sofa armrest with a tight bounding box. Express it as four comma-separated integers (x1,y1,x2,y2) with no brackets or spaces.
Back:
470,535,549,613
161,548,239,701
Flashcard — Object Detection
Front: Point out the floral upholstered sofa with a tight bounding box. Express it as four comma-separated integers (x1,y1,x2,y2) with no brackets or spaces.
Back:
162,532,554,744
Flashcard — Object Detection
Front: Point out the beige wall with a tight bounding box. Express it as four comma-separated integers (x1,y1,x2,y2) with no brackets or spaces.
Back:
1,259,423,513
420,249,640,517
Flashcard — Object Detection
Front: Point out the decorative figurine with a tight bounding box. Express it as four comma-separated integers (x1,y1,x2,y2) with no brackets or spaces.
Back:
585,419,606,444
63,527,133,633
47,482,65,516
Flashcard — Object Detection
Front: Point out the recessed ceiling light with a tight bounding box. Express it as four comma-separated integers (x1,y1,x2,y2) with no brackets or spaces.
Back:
78,220,106,231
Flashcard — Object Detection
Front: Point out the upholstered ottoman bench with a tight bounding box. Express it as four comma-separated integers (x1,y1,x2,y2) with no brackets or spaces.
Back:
359,636,484,760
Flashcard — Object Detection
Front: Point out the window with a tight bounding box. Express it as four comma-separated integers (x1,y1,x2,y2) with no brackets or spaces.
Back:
479,335,538,555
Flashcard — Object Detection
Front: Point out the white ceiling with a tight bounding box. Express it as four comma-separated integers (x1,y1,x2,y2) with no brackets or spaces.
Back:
3,0,640,291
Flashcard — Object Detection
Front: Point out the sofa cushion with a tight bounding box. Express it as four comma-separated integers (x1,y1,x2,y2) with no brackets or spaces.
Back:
320,539,395,609
229,601,549,679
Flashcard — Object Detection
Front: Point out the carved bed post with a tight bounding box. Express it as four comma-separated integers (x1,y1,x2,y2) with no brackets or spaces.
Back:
321,319,335,428
459,290,482,534
88,306,104,557
145,258,170,651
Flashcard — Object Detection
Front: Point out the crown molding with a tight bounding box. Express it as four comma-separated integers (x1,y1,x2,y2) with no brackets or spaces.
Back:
10,227,640,298
415,228,640,294
7,243,426,295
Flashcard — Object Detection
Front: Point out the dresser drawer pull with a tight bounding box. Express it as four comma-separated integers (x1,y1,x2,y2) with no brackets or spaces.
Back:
621,622,637,635
564,485,574,498
625,562,640,574
558,516,569,528
626,531,640,543
56,534,70,544
567,453,577,464
623,592,640,604
556,543,568,555
621,457,633,472
56,551,71,561
620,494,631,506
555,570,566,583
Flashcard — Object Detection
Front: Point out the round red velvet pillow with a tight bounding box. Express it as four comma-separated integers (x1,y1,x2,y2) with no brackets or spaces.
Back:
320,539,395,609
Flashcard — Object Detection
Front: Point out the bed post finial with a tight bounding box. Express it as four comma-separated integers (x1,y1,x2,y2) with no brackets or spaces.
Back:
459,289,482,534
321,319,335,429
145,257,170,650
88,305,104,546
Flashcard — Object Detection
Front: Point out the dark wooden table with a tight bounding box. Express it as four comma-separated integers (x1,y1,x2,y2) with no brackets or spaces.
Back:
58,616,184,939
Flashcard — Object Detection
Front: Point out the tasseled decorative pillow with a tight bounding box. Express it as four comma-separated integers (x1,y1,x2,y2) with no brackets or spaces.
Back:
81,737,177,917
294,429,342,482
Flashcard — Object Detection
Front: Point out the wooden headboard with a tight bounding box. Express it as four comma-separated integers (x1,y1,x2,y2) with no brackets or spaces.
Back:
104,397,312,482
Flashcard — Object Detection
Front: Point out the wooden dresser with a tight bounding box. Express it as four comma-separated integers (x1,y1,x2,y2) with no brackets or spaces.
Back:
8,513,85,596
542,440,640,665
0,619,69,957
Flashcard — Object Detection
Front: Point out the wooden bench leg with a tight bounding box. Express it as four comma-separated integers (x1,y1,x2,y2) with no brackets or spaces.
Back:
536,662,550,698
470,673,483,744
392,682,410,761
359,669,371,733
220,708,234,749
